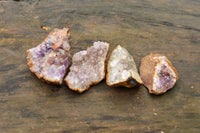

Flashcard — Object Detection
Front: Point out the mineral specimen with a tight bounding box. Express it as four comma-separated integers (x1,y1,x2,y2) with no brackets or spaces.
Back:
27,28,71,84
139,54,178,95
106,45,143,87
65,41,109,93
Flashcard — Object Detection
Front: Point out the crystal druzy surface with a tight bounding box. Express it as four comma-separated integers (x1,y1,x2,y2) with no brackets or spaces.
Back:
153,56,177,94
106,45,143,87
65,41,109,93
27,28,71,84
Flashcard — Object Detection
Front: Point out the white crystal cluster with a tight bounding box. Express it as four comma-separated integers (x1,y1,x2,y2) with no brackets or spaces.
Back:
106,45,143,87
65,41,109,93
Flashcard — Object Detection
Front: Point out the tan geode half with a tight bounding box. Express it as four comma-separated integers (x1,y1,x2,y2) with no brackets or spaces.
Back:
139,54,178,95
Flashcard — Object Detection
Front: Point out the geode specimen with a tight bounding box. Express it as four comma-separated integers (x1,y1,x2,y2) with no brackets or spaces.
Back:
27,28,71,84
139,54,178,95
106,45,143,87
65,41,109,93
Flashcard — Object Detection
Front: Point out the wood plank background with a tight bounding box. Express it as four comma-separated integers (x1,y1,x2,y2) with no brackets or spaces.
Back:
0,0,199,132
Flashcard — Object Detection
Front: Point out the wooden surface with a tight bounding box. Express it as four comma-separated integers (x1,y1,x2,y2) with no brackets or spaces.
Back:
0,0,200,132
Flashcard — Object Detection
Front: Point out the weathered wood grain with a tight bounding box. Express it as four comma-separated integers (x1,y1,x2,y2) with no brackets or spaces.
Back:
0,0,199,132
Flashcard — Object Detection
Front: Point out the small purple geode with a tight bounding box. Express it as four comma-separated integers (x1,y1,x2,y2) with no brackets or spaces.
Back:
27,28,71,84
139,54,178,95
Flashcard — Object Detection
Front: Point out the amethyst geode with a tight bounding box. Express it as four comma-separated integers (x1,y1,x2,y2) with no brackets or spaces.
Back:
27,28,71,84
65,41,110,93
139,54,178,95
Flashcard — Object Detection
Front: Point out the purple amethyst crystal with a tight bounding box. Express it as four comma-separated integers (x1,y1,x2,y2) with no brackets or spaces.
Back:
27,28,71,84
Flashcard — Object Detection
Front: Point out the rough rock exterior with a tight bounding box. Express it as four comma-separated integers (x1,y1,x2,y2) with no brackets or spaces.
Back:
106,45,143,87
27,28,71,84
65,41,109,93
139,54,178,95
